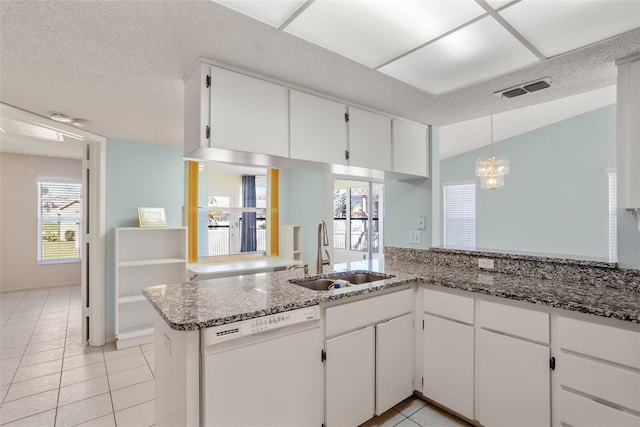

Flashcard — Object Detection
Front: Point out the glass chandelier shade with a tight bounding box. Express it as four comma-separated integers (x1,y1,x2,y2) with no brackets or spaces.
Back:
476,116,510,190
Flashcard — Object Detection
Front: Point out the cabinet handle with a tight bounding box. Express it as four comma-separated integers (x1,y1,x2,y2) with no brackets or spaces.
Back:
550,356,556,371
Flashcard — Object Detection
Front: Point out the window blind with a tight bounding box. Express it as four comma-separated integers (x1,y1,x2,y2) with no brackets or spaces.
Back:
38,182,82,263
608,171,617,263
443,183,476,250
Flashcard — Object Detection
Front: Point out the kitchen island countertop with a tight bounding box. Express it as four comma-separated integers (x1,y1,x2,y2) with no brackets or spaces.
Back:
143,258,640,330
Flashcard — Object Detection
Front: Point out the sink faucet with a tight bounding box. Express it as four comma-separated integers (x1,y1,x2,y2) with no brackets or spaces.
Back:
287,263,309,276
317,220,330,274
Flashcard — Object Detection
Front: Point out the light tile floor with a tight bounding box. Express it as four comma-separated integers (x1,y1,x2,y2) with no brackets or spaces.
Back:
2,286,470,427
362,396,472,427
0,286,155,426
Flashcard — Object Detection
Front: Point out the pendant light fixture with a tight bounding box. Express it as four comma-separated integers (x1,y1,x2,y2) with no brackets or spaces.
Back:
476,115,509,190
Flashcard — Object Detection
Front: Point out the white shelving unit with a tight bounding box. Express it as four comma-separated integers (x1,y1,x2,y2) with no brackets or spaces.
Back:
114,227,187,349
280,225,302,261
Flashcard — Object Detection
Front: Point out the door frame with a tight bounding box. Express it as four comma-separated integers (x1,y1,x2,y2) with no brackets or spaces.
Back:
0,103,106,346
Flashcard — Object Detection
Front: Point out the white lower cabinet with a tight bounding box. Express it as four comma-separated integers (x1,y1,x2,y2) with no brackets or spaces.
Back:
475,328,550,426
376,314,414,414
423,314,474,420
422,289,474,420
475,300,551,426
554,316,640,426
326,326,376,427
324,289,414,426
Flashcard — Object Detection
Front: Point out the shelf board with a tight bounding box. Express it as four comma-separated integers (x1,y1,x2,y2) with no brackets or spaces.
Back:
118,294,147,305
118,258,186,268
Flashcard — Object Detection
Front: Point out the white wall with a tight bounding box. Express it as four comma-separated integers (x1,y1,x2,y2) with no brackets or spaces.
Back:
0,153,82,291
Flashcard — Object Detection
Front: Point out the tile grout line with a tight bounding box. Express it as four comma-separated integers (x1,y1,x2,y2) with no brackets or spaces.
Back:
0,288,57,425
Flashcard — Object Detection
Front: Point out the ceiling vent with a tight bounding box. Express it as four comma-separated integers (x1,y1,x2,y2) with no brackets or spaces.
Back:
495,77,552,99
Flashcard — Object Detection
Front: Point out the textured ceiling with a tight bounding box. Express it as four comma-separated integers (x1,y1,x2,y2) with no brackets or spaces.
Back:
0,0,639,152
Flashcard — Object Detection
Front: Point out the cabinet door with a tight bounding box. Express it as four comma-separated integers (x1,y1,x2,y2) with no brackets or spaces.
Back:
475,328,550,426
326,326,375,427
423,314,474,420
348,106,392,171
210,66,289,157
290,90,348,165
392,119,428,177
376,314,413,414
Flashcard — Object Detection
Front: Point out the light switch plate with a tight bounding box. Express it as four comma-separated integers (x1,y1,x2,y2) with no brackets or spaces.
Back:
478,258,495,269
417,216,426,230
409,230,421,244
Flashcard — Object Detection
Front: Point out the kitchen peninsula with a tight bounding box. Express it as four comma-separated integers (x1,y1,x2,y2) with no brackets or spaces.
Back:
144,248,640,427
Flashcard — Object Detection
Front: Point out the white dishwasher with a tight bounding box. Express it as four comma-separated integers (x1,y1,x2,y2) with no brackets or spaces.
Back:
201,306,323,427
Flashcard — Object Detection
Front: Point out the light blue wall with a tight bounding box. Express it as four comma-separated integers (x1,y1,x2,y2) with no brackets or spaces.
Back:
105,139,184,339
440,105,616,259
384,178,431,249
279,169,332,272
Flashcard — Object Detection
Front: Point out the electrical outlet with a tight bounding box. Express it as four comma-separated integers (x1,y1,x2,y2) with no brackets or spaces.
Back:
409,230,421,244
478,258,495,269
417,216,426,230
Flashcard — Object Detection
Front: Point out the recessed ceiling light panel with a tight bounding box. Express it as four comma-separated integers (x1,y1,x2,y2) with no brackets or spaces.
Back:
499,0,640,57
212,0,307,28
285,0,485,68
378,17,539,94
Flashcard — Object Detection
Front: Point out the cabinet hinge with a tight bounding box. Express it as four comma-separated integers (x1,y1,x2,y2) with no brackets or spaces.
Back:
550,356,556,371
206,125,211,140
345,150,350,160
344,112,349,122
206,74,211,88
83,307,92,317
321,349,326,362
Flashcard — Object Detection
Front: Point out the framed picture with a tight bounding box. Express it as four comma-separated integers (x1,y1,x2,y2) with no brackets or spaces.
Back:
138,207,167,228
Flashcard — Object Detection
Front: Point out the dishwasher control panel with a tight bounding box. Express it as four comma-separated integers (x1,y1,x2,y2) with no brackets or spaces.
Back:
203,306,320,346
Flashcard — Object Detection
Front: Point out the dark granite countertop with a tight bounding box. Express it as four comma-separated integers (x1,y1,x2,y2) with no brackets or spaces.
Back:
143,258,640,330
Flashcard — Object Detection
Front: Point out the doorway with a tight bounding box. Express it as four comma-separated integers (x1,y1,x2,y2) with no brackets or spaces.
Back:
0,104,106,346
333,178,384,264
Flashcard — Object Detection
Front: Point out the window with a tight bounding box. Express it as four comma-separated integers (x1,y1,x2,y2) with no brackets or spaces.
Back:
38,181,82,263
199,169,268,258
608,170,617,263
443,182,476,250
333,179,383,262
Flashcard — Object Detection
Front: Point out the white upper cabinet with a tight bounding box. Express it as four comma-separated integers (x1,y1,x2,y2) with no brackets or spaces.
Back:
392,119,429,178
184,63,210,156
616,55,640,208
290,89,348,166
348,106,392,171
184,61,430,178
183,63,288,158
210,66,289,158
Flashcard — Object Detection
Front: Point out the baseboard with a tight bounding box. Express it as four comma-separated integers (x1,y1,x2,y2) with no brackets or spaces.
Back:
0,282,81,293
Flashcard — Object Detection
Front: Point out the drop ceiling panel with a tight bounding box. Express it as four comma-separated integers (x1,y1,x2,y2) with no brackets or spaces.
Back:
285,0,485,68
500,0,640,57
213,0,306,27
485,0,517,10
378,17,539,95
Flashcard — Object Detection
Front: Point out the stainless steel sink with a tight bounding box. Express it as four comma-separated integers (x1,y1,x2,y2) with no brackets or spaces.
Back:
289,271,394,291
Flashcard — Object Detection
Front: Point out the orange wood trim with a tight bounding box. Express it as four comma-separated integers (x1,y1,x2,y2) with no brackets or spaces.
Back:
187,161,199,263
268,169,279,256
